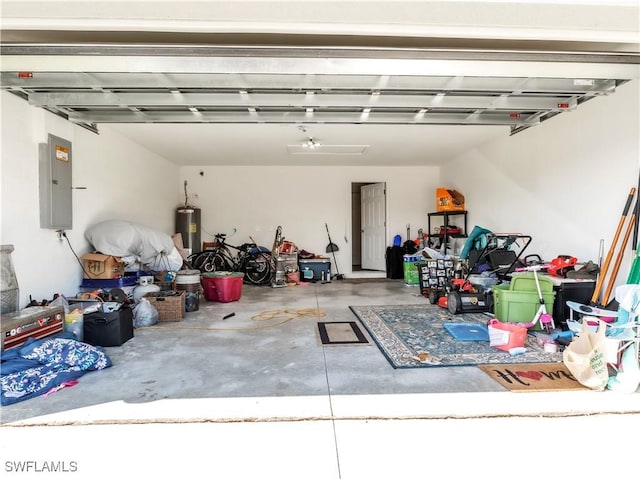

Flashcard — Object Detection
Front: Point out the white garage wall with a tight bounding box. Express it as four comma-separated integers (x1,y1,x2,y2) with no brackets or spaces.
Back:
0,92,180,308
440,80,640,293
178,165,440,272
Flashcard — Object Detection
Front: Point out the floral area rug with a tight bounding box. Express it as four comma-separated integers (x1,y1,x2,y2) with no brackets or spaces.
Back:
349,305,562,369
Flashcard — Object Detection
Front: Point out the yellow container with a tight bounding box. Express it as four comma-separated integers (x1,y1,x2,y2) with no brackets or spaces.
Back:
64,309,84,341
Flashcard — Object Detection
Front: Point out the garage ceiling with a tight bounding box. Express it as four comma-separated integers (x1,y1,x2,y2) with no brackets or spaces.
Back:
1,1,639,166
0,51,626,132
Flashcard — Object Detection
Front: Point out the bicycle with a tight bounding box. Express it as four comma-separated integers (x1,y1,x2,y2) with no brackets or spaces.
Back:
187,232,274,286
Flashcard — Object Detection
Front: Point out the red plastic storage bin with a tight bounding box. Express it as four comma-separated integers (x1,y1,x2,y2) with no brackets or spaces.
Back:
202,272,244,303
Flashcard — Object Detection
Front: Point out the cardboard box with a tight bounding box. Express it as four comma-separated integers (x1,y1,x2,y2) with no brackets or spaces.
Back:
436,188,465,212
403,255,421,285
82,253,125,280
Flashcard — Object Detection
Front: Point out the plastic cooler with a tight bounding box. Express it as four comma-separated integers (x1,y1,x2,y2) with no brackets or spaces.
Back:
299,258,331,282
202,272,244,303
492,272,555,332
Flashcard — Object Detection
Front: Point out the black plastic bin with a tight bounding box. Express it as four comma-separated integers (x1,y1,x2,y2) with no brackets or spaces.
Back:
83,307,134,347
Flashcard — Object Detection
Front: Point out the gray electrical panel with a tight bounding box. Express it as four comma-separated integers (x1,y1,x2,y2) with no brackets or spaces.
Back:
39,134,72,229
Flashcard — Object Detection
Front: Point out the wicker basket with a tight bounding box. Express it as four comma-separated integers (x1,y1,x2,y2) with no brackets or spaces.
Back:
144,290,185,322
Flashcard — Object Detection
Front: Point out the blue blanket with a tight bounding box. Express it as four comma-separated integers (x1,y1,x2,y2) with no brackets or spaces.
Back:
1,333,112,406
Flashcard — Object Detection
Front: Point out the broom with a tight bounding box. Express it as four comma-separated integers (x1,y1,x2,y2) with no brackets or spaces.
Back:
325,223,344,280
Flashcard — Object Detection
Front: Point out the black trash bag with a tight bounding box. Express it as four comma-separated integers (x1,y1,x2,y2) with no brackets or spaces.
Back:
403,240,418,255
386,246,404,279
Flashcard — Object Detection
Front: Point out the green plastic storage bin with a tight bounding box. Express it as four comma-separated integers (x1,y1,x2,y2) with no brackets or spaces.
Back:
508,272,554,293
493,283,555,332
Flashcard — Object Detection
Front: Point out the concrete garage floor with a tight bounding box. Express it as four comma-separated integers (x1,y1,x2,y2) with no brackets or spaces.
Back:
2,278,639,478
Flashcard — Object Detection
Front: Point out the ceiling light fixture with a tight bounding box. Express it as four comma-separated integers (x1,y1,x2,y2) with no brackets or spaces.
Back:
302,137,320,149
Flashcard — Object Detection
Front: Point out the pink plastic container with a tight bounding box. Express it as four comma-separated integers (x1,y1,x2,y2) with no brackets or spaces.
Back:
488,319,527,352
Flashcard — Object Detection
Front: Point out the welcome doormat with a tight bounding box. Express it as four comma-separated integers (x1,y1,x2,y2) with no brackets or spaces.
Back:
478,363,588,392
348,304,562,368
317,321,369,345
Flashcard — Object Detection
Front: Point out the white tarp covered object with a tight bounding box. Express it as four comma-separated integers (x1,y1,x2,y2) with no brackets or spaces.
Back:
85,220,183,271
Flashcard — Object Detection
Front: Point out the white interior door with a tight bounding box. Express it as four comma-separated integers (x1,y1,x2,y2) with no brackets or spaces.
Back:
361,183,386,271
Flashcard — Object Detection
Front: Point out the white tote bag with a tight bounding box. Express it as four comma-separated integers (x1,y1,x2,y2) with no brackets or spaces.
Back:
562,320,609,391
